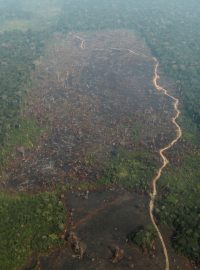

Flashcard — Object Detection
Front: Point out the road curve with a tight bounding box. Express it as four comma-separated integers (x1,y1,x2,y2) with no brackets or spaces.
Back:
75,35,182,270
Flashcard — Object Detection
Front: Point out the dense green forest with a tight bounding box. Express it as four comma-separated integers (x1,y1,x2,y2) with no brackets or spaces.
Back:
0,0,200,267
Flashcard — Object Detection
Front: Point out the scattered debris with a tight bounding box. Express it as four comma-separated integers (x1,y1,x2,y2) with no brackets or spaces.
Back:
67,231,87,260
111,246,124,263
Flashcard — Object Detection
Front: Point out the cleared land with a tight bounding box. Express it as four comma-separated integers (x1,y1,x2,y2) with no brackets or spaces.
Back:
3,30,174,192
1,30,193,269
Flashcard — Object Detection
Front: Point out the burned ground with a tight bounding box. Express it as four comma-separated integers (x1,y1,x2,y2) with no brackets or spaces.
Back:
38,188,192,270
3,30,175,191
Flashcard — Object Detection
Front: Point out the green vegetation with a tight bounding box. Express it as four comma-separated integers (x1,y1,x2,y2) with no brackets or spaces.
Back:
58,0,125,32
132,125,142,144
0,192,65,270
0,30,45,145
155,154,200,263
179,112,200,145
0,5,66,268
128,225,157,252
0,28,52,175
0,119,43,168
0,0,64,155
0,3,67,267
99,149,157,191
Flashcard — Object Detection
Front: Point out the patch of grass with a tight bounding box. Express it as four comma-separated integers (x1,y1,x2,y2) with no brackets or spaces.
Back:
0,191,66,270
0,119,44,168
0,29,45,146
99,148,157,191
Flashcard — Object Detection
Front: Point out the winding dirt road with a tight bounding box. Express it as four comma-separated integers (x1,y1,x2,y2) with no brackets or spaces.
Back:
75,34,182,270
149,57,182,270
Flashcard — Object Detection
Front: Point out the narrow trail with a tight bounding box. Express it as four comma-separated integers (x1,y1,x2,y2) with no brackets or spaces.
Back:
74,35,85,49
75,35,182,270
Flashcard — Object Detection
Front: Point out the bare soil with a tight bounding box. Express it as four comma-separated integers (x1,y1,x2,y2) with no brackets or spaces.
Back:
38,188,192,270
